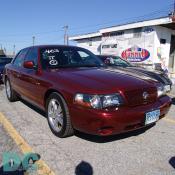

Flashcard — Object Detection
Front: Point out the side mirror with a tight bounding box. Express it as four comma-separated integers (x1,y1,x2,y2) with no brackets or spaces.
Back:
23,61,35,69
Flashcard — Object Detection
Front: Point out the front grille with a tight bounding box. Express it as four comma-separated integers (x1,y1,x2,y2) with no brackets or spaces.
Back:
124,87,157,107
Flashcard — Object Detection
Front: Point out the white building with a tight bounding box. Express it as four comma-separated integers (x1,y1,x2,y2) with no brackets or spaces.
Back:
70,16,175,77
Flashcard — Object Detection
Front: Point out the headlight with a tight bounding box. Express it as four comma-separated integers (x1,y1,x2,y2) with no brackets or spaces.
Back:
74,93,123,109
157,85,166,97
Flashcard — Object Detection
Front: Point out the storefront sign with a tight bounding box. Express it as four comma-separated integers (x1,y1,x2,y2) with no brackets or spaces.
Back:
121,47,150,62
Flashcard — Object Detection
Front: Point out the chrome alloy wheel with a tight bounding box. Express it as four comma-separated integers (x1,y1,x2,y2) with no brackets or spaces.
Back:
6,80,11,99
48,99,64,132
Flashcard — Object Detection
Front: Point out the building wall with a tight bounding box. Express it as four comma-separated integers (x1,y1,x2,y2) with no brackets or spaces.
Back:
75,26,175,73
101,27,156,65
154,26,173,70
77,37,102,55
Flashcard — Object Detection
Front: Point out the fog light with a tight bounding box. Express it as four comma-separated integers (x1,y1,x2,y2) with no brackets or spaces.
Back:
98,127,113,136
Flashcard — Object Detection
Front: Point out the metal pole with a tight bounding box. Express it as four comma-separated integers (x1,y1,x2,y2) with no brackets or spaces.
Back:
13,45,16,56
63,26,69,45
32,36,35,46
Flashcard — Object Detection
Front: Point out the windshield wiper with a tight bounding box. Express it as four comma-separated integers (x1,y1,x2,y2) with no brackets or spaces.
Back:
78,64,104,68
48,64,105,69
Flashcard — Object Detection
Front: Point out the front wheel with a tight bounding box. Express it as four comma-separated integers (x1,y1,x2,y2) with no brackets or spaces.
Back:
46,92,74,138
5,79,18,102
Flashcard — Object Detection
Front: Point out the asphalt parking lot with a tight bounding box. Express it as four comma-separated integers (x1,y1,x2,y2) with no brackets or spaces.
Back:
0,85,175,175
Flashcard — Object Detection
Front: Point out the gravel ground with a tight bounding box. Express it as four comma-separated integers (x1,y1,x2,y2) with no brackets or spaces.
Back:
0,85,175,175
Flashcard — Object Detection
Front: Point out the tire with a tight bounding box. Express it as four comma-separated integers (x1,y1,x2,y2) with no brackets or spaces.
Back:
46,92,74,138
5,78,18,102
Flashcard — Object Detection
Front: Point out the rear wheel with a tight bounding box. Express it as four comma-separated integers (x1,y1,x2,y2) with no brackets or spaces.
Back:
46,92,74,137
5,79,18,102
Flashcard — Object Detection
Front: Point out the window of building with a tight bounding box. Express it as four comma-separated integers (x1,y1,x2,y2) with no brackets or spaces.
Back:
160,39,166,44
110,31,124,37
133,28,142,38
89,39,92,46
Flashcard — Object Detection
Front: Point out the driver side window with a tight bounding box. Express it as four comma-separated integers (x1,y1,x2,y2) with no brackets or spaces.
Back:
25,48,38,66
13,48,29,67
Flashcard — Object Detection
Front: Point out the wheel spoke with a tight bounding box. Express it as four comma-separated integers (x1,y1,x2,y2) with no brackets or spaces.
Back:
55,113,63,126
55,105,62,115
6,81,11,98
48,99,64,132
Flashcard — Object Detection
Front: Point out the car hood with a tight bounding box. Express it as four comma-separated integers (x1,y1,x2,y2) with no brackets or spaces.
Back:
49,67,158,94
127,66,162,75
115,66,172,85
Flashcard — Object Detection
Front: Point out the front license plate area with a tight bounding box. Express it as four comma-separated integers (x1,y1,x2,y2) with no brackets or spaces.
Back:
145,109,160,125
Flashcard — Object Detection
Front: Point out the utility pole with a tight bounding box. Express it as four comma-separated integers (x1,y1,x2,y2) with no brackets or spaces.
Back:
13,45,16,56
63,25,69,45
4,47,6,54
32,36,35,46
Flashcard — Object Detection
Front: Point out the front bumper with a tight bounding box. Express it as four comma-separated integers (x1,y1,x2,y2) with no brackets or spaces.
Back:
70,95,172,136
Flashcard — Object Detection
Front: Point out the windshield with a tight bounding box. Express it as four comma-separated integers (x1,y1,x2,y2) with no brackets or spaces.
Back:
40,47,104,69
100,56,133,67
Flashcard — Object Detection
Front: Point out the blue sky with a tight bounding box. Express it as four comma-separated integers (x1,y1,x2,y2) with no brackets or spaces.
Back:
0,0,174,54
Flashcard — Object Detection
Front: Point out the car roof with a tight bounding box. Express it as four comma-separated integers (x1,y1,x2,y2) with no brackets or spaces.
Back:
22,45,84,50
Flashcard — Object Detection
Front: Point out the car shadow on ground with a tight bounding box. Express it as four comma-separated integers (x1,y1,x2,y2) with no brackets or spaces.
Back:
169,157,175,169
171,98,175,105
20,99,46,118
20,98,155,143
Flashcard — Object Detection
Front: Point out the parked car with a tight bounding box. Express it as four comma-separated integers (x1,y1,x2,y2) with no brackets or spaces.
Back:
0,57,13,83
4,45,171,137
97,55,172,92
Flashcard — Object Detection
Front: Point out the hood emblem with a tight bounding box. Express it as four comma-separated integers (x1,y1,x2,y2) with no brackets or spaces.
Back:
143,92,149,100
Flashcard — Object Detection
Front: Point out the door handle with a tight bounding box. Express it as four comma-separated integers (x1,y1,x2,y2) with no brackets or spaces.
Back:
16,74,21,78
36,82,40,85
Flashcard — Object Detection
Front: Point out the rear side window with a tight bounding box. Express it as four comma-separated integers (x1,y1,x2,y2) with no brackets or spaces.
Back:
25,48,38,65
13,48,29,67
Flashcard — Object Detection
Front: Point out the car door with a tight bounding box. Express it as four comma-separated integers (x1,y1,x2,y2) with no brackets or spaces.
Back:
10,48,29,95
19,47,44,108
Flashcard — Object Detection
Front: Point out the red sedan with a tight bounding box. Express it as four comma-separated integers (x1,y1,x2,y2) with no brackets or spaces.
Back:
4,45,172,137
